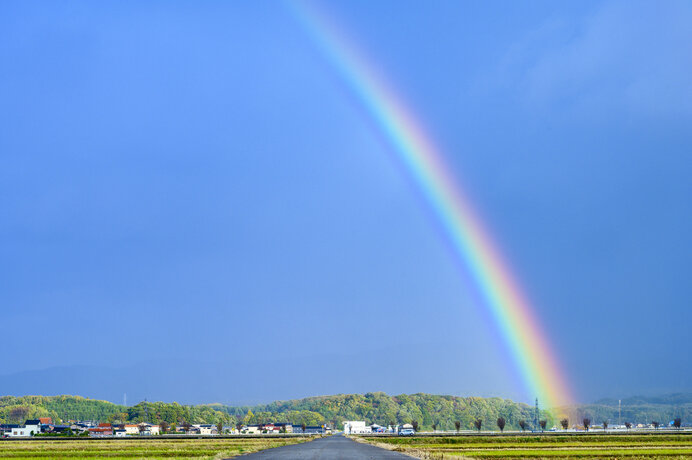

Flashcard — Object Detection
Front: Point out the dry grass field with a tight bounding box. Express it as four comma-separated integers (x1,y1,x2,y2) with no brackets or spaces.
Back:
0,436,309,459
359,433,692,459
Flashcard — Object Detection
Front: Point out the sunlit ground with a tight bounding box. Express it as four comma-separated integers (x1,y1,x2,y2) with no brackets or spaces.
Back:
359,433,692,459
0,436,310,459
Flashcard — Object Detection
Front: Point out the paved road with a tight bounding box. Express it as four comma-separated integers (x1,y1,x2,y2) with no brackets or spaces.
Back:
236,435,412,459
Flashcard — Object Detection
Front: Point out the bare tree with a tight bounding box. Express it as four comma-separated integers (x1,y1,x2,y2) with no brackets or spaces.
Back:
602,421,608,431
583,418,591,431
496,417,505,432
625,422,632,430
216,421,224,435
301,423,306,433
673,419,682,430
9,407,29,424
432,423,437,432
539,420,547,432
474,419,482,432
455,421,461,432
159,421,169,434
560,419,569,430
182,421,191,434
652,421,659,430
412,420,419,432
138,424,147,435
519,420,527,432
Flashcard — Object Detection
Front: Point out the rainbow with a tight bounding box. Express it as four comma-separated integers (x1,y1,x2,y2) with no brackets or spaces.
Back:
290,3,573,409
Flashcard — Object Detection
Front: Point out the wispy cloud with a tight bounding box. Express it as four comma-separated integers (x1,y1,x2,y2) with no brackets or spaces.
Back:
501,0,692,120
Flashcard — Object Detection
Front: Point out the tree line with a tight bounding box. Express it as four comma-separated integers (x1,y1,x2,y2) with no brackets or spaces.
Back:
7,393,683,431
214,392,554,431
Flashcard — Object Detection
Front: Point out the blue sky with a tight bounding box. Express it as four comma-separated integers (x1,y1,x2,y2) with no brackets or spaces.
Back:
1,0,690,405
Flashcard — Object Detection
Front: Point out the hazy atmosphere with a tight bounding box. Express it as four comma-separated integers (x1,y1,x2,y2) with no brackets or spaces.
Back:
1,0,690,406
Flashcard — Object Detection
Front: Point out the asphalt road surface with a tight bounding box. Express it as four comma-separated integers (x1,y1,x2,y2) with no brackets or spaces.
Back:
236,435,412,459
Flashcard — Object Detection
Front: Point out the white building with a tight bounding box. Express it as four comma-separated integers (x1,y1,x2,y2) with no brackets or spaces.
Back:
137,423,160,435
10,420,42,437
9,427,32,437
194,424,216,435
343,421,371,434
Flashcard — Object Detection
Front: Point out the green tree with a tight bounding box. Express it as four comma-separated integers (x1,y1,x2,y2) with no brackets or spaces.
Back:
474,419,482,432
560,419,568,430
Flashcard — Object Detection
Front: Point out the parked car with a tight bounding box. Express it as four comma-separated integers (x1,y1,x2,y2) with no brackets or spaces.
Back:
398,429,415,436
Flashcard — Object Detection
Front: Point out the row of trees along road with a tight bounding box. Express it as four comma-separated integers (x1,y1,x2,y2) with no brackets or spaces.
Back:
413,417,550,432
579,418,682,431
425,416,683,432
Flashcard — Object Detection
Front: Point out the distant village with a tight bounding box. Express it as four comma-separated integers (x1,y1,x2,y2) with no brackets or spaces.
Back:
0,418,334,437
0,418,415,438
0,418,685,438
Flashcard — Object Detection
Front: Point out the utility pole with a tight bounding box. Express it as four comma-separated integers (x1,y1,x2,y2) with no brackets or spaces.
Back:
618,399,621,427
124,393,127,408
534,398,539,431
145,398,149,424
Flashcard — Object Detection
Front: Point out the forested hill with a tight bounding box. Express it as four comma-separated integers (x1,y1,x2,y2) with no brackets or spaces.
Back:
1,393,544,429
0,395,229,425
3,393,688,429
211,392,548,430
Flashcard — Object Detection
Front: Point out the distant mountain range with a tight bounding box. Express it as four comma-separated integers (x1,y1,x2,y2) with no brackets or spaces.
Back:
568,393,692,425
595,393,692,406
0,352,524,406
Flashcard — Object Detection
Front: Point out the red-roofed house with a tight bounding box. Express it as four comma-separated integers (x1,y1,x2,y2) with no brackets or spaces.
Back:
89,424,113,437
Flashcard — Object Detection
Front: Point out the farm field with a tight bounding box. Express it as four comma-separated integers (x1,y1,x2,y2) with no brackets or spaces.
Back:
359,433,692,459
0,436,309,459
